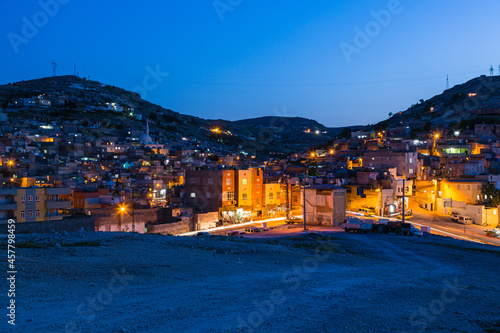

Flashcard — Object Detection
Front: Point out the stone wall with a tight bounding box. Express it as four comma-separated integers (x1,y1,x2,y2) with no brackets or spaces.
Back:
0,216,95,234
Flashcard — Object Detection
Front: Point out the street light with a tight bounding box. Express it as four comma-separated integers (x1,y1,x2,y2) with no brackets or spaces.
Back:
118,204,126,231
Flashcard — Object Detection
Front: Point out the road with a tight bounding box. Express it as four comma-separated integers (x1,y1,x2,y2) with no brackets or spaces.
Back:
407,200,500,246
178,216,295,236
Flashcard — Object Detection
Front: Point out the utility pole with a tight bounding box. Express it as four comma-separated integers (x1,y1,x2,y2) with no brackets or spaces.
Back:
132,189,135,233
303,181,307,231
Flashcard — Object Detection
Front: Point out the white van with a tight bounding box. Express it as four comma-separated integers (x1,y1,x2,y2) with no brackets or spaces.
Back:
456,216,473,225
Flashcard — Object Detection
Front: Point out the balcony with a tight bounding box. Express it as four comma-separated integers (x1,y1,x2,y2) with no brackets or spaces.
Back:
46,201,71,209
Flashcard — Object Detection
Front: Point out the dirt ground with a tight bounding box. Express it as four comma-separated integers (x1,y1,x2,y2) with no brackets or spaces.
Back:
2,227,500,333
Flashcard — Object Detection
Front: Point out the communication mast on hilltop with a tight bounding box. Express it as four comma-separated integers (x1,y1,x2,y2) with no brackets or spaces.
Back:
446,75,449,90
490,65,494,76
51,62,57,77
74,63,77,76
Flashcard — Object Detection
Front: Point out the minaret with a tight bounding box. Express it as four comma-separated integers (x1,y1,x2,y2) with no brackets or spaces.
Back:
146,119,150,135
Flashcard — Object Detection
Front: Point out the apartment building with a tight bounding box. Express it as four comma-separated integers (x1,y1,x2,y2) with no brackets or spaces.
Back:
0,187,71,223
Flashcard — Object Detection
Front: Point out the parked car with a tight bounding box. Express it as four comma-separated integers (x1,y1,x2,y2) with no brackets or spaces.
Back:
261,227,271,232
245,227,260,233
285,217,303,224
396,210,413,220
456,216,473,225
358,208,376,217
410,225,423,237
194,232,212,237
451,214,459,222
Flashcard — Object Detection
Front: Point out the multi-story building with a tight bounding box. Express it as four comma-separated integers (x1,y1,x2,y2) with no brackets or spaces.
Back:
185,169,236,213
0,187,71,223
363,150,419,178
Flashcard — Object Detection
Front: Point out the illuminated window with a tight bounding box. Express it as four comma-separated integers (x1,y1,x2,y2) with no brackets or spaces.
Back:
242,179,248,185
190,193,196,198
226,179,231,186
242,193,247,200
269,193,273,200
206,193,210,199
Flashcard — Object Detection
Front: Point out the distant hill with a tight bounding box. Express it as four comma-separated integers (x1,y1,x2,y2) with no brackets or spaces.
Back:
0,76,342,156
374,75,500,131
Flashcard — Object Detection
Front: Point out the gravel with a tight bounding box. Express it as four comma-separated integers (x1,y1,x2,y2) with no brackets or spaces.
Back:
2,228,500,333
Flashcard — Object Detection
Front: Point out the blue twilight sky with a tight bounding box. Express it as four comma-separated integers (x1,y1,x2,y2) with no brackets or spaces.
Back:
0,0,499,127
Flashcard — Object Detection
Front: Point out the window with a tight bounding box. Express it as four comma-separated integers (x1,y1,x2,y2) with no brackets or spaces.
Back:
208,178,213,184
410,158,413,163
206,193,211,199
28,195,33,202
20,196,25,203
226,179,231,186
21,211,25,218
256,184,260,188
190,178,195,184
35,195,40,202
35,210,40,217
467,185,470,190
190,193,196,198
28,210,33,218
242,179,248,185
242,193,247,200
277,192,281,199
457,185,460,190
224,191,235,201
269,193,274,200
409,168,414,174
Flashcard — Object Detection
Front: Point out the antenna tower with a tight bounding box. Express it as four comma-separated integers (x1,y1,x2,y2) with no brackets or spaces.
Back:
446,75,449,90
490,65,494,76
52,62,57,77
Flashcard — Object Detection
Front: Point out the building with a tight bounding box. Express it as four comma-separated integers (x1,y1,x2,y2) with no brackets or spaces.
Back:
0,187,71,223
304,185,346,227
185,169,235,214
363,150,418,178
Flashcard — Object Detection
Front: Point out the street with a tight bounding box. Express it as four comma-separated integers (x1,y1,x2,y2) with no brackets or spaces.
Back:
407,199,500,246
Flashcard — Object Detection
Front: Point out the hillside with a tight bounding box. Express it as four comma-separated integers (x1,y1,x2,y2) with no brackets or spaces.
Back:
0,76,338,156
376,75,500,131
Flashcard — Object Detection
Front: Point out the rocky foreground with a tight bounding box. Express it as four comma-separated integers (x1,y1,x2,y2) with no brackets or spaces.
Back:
1,228,500,333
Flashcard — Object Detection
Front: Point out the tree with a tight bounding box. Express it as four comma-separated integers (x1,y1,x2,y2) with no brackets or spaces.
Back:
388,112,393,118
481,183,500,207
338,127,352,139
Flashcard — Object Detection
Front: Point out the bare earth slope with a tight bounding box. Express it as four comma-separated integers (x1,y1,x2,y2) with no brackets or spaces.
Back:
2,230,500,333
